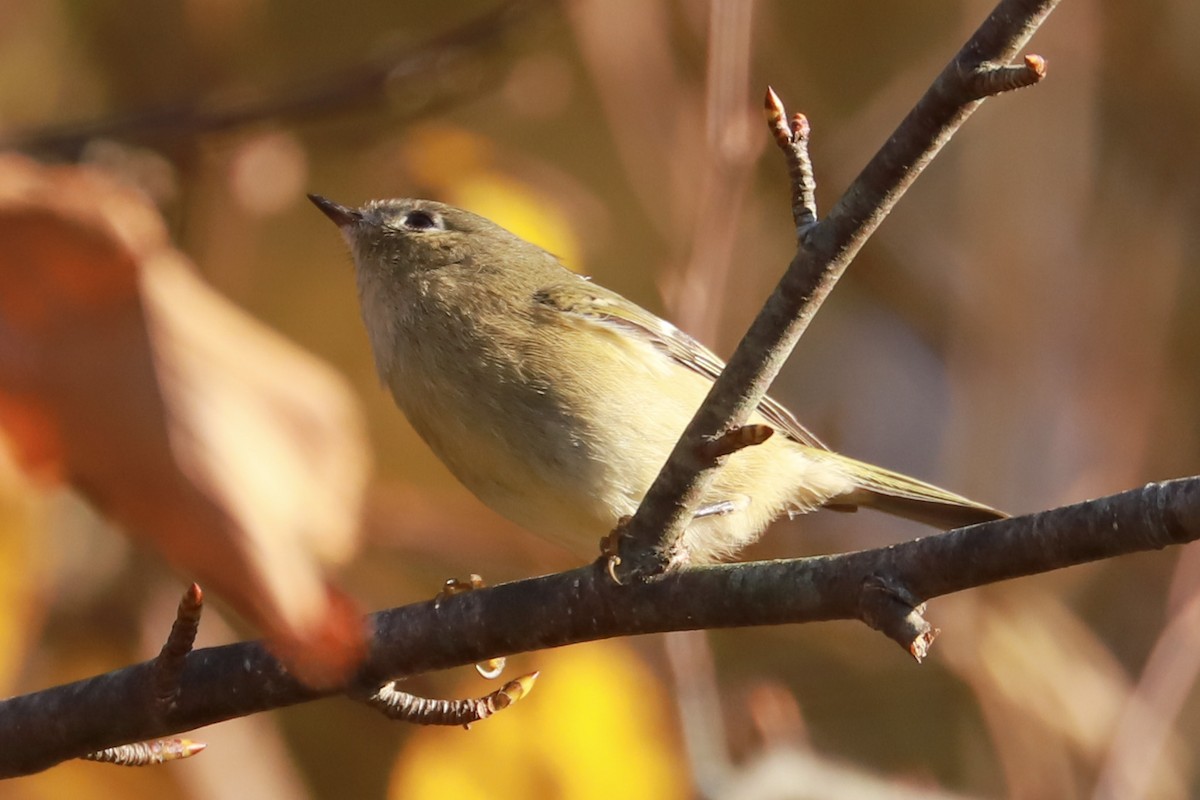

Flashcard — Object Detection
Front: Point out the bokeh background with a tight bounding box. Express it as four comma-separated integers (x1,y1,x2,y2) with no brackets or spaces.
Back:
1,0,1199,797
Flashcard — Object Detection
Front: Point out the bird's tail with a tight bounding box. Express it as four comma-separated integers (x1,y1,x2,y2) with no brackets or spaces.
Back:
817,450,1007,529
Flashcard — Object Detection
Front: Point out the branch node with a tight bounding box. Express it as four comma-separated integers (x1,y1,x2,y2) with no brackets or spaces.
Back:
859,574,937,662
153,583,204,714
363,672,540,729
967,54,1047,99
81,738,206,767
696,424,774,463
763,87,818,237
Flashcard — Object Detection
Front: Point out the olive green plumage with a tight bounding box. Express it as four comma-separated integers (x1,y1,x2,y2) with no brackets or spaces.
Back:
311,195,1004,562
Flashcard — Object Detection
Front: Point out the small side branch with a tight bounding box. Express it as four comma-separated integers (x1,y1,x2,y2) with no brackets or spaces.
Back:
966,54,1048,99
764,88,818,236
79,583,208,767
362,673,539,729
153,583,204,713
859,575,938,662
81,739,205,767
696,424,775,463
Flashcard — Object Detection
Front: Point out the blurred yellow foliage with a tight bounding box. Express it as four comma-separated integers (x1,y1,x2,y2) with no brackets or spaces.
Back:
455,175,581,271
399,124,582,270
388,641,687,800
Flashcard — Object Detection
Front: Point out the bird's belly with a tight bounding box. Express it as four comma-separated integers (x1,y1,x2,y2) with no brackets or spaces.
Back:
446,431,622,554
385,329,837,562
394,375,642,556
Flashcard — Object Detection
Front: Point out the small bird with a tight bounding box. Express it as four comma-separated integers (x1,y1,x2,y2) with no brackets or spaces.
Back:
310,195,1005,563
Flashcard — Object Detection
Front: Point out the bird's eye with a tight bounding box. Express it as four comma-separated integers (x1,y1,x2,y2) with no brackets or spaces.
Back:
401,210,440,231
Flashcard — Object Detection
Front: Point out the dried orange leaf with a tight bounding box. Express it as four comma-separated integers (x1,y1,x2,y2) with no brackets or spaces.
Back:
0,155,370,686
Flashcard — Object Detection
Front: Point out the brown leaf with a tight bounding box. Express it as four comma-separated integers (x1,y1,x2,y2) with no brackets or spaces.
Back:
0,154,370,686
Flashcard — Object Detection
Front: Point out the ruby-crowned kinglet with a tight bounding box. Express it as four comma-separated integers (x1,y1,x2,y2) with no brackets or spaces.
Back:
309,195,1004,562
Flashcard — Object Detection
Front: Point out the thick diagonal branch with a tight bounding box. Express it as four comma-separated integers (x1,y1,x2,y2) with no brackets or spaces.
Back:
616,0,1059,578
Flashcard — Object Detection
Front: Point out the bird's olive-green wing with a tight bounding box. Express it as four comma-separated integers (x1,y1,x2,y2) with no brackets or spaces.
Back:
533,280,829,450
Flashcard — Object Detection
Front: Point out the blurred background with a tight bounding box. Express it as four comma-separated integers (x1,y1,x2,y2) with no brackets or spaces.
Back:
1,0,1198,797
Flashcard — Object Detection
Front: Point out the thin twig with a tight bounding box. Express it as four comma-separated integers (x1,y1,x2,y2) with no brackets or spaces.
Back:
695,424,774,462
153,583,204,713
80,739,205,767
860,575,938,662
967,54,1048,98
764,88,818,236
0,476,1195,778
362,673,538,729
615,0,1061,579
77,584,208,766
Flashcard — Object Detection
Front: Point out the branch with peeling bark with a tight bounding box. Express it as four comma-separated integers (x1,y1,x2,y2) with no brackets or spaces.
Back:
0,478,1197,777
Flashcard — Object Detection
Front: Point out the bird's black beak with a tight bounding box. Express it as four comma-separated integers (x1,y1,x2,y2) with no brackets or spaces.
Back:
307,194,362,228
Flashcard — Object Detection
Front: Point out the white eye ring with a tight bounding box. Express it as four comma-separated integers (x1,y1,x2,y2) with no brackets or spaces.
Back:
401,209,441,231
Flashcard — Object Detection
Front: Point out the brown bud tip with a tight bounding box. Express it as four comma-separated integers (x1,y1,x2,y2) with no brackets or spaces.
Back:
791,113,810,141
1024,53,1047,78
909,628,939,663
502,671,540,703
764,86,785,122
489,671,539,712
175,740,208,760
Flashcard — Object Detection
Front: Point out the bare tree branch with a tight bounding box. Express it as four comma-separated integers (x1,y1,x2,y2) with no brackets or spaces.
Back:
616,0,1059,578
0,477,1196,778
